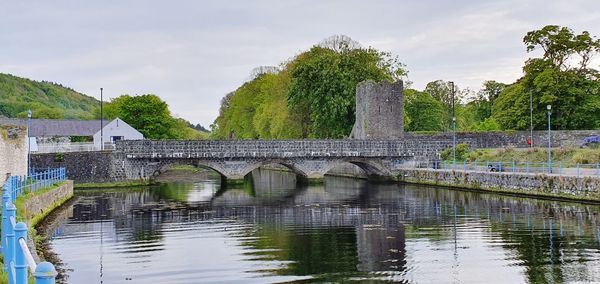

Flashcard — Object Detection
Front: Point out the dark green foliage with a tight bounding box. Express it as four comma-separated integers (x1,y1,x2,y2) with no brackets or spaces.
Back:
493,25,600,130
0,73,98,119
212,36,406,139
103,94,204,140
288,46,402,138
404,89,446,131
440,143,470,161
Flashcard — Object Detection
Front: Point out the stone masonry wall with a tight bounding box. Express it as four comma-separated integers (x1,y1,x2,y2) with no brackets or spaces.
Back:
408,130,599,149
0,124,27,178
31,152,114,183
20,180,73,222
397,168,600,200
351,80,404,139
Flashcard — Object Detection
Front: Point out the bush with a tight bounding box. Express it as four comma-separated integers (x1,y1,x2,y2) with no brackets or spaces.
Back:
440,143,470,161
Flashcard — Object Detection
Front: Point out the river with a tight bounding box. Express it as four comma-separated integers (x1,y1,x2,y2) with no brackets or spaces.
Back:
45,168,600,283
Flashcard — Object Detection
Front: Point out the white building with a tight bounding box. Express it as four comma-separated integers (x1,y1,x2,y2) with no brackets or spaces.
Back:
0,118,144,152
92,118,143,149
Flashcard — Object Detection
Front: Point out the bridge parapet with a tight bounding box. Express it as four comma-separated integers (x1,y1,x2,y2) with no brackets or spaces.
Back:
116,140,428,159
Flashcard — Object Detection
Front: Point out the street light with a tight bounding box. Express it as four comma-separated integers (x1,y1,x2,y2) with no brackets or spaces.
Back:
547,105,551,174
529,91,533,148
452,117,456,169
449,82,456,169
27,109,32,176
100,88,103,151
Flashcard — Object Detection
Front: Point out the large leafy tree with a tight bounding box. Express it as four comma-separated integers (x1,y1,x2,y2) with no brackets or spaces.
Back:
493,25,600,130
212,71,302,139
212,35,407,139
288,39,406,138
404,89,446,131
423,80,469,130
104,94,184,139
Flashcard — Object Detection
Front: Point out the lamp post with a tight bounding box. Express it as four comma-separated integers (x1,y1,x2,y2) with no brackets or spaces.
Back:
27,109,32,176
547,105,551,174
449,82,456,169
100,88,103,151
452,117,456,169
530,91,533,148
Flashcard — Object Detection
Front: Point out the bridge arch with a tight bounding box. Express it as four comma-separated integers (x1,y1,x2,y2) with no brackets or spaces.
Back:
323,158,393,181
239,159,310,179
149,159,229,179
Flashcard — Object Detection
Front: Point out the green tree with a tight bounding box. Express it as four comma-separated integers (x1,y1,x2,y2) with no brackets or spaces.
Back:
288,40,405,138
424,80,467,130
404,89,446,131
104,94,177,139
493,25,600,130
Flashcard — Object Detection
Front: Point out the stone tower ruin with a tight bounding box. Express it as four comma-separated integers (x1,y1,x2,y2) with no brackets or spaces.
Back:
350,80,404,139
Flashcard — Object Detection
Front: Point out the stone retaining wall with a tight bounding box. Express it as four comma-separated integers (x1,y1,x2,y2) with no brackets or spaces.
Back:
31,152,114,183
397,169,600,201
20,180,74,222
20,180,73,263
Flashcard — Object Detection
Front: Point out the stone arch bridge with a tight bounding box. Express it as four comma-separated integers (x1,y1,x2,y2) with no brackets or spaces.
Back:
112,139,454,182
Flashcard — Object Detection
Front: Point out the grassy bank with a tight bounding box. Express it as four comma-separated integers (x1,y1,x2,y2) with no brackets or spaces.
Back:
74,179,150,189
443,145,600,167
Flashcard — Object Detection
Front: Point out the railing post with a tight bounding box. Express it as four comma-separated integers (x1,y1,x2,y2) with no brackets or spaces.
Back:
560,163,563,176
5,203,16,280
15,222,28,284
577,163,580,178
512,161,516,173
1,191,10,271
35,262,58,284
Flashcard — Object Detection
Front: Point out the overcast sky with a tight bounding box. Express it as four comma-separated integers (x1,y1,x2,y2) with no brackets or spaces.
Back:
1,0,599,127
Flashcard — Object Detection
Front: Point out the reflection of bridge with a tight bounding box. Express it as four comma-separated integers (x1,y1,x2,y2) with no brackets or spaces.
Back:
113,140,454,181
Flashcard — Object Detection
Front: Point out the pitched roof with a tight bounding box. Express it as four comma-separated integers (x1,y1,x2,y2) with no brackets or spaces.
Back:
0,118,110,136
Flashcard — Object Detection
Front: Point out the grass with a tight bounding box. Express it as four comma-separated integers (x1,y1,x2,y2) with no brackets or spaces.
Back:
74,179,150,189
169,165,202,173
447,145,600,167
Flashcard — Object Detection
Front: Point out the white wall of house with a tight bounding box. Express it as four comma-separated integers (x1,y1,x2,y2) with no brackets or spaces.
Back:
93,118,143,149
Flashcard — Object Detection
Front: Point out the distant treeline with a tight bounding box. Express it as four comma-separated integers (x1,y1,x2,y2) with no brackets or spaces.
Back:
0,73,209,140
212,26,600,139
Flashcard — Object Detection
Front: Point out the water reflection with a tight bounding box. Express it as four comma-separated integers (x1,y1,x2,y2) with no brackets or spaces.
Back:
47,168,600,283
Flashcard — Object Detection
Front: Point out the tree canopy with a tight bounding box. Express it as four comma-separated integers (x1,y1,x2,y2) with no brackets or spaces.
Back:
213,26,600,139
212,35,407,139
493,25,600,130
103,94,205,140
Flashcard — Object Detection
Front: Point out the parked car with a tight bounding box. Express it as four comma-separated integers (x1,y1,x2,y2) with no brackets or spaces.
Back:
487,162,503,172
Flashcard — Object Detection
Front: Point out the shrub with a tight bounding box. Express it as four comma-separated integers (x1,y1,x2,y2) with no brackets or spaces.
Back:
440,143,470,161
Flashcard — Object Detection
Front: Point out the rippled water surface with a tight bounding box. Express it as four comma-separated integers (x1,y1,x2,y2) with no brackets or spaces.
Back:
47,169,600,283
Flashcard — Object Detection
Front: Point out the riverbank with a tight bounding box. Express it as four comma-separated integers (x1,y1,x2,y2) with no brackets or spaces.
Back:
397,168,600,203
74,179,150,189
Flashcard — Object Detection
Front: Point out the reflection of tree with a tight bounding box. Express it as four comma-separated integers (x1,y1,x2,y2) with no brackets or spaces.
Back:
152,182,194,202
242,225,362,281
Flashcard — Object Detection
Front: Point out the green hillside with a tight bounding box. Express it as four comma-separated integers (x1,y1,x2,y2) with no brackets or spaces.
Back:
0,73,99,119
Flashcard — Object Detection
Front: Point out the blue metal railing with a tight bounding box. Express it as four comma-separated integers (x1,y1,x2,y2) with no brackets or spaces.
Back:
423,161,600,177
2,168,64,284
6,168,66,202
